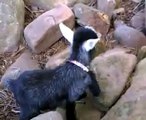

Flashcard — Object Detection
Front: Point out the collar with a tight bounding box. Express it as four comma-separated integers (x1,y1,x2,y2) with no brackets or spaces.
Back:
67,60,89,72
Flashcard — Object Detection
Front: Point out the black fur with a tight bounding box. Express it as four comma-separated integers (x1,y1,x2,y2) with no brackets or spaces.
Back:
8,26,100,120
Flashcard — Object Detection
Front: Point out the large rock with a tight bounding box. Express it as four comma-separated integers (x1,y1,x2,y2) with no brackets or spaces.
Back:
90,48,137,111
132,0,142,3
24,4,75,53
0,50,40,89
97,0,116,18
0,0,24,53
31,111,63,120
145,0,146,29
114,20,146,48
73,3,110,36
24,0,91,10
101,58,146,120
130,10,145,31
137,46,146,61
45,48,70,69
76,93,101,120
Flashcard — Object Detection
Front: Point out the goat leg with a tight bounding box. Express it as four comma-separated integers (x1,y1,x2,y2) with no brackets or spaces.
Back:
66,102,77,120
88,71,101,96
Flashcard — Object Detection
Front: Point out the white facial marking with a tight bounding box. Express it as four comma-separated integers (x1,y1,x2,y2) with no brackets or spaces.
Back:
85,26,97,33
59,23,74,45
83,26,102,51
83,37,101,51
85,26,102,38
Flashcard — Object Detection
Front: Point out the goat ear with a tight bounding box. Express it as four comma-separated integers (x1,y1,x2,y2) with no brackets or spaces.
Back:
83,38,101,51
59,23,74,45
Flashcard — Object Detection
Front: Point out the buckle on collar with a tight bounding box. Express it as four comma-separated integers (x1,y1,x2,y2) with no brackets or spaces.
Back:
67,60,89,72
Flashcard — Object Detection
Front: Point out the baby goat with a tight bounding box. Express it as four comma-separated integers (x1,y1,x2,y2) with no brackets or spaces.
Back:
8,23,101,120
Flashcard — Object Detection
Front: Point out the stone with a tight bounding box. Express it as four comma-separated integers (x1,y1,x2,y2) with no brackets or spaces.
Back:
73,3,110,36
90,48,137,111
132,0,142,3
113,8,125,15
114,20,146,48
31,111,63,120
45,48,70,69
137,46,146,62
97,0,116,18
101,57,146,120
56,108,66,120
76,93,101,120
115,0,122,8
0,0,24,53
130,10,145,31
24,4,75,53
24,0,91,10
0,50,40,89
145,0,146,29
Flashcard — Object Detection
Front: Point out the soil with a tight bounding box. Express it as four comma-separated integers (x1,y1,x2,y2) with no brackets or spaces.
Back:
0,0,139,120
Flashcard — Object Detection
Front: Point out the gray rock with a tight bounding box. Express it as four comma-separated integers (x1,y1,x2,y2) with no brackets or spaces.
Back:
0,0,24,53
56,108,66,120
45,48,70,69
31,111,63,120
101,57,146,120
97,0,116,18
113,8,125,15
73,3,110,36
131,10,145,31
114,20,146,48
0,50,40,89
137,46,146,61
132,0,142,3
24,0,91,10
145,0,146,29
90,48,137,111
24,4,75,53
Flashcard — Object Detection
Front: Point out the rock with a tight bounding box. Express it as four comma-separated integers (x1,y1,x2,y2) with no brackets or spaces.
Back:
24,0,91,10
145,0,146,29
137,46,146,61
0,0,24,53
31,111,63,120
90,48,137,111
101,57,146,120
97,0,116,18
0,50,40,89
24,4,75,53
56,108,66,120
113,8,125,15
73,3,110,36
76,93,101,120
132,0,142,3
45,48,70,69
114,20,146,48
115,0,122,8
130,10,145,31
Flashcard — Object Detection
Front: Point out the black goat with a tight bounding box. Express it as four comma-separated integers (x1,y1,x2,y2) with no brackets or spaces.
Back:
8,23,101,120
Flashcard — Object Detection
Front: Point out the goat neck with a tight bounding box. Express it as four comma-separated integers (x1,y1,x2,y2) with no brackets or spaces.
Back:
69,46,90,67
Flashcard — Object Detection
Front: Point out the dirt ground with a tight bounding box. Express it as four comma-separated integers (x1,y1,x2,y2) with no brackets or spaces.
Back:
0,0,138,119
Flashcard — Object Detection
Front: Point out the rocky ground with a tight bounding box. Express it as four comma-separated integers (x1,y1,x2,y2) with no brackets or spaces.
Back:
0,0,146,120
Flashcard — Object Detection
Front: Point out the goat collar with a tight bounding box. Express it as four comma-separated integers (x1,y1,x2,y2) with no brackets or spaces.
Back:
68,60,89,72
